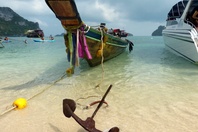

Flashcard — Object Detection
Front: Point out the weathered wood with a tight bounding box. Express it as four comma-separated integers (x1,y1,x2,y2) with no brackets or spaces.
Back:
45,0,131,68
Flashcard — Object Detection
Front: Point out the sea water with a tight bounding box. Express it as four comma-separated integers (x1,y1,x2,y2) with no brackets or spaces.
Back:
0,36,198,132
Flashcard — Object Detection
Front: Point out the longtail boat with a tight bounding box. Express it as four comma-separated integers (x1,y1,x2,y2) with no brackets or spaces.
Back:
25,29,44,38
45,0,133,74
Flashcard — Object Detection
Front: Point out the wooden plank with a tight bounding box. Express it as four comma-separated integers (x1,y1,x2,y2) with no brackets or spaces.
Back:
46,0,82,27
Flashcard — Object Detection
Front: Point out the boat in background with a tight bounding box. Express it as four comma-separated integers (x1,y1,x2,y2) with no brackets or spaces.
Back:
33,39,55,42
33,35,55,43
45,0,133,74
25,29,44,38
2,37,11,43
2,40,11,43
108,29,128,37
120,30,128,37
162,0,198,64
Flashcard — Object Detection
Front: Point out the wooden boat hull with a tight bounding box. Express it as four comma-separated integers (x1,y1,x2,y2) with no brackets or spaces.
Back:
84,27,128,66
45,0,132,70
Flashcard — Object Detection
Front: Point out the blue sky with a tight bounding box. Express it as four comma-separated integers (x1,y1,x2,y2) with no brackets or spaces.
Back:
1,0,181,36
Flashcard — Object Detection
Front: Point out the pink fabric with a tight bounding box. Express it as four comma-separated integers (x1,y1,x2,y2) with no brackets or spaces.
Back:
82,34,92,59
78,29,92,59
78,34,84,58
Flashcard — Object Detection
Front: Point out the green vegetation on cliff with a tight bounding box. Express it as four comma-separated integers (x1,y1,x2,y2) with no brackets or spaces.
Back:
0,7,40,36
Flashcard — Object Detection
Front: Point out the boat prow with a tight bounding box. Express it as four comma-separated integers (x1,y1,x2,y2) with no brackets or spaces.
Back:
45,0,133,74
46,0,82,28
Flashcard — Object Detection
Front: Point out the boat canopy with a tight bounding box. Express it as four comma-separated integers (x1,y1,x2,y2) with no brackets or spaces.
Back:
167,0,198,20
167,0,188,20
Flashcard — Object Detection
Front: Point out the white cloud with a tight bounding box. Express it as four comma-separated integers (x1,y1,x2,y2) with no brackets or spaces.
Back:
95,0,120,22
1,0,50,16
0,0,183,36
31,18,48,27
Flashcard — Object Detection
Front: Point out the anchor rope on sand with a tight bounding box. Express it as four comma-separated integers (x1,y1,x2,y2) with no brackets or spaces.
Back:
75,95,100,109
75,27,108,109
0,72,67,117
76,95,109,110
27,73,66,101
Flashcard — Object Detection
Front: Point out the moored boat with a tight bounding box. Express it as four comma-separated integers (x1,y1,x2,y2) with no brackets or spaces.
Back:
120,30,128,37
33,39,55,42
45,0,133,74
108,29,128,37
2,37,11,43
162,0,198,64
25,29,44,38
2,40,11,43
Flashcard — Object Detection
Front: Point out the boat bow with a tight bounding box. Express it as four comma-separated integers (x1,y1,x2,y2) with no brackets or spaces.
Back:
46,0,82,29
45,0,133,74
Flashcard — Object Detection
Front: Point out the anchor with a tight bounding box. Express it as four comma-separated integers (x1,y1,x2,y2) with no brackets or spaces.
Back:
63,85,119,132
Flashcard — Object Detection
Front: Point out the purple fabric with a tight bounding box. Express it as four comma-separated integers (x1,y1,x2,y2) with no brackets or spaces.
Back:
78,28,92,59
82,34,92,59
78,34,84,58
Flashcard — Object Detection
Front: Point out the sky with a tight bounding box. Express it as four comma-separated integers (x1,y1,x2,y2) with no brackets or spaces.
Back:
0,0,181,36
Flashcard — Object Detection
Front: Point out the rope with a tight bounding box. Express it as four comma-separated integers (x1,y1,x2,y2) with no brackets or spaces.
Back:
0,106,16,116
85,100,108,109
95,28,105,88
27,73,66,101
68,31,73,68
75,95,109,110
83,24,91,33
75,95,100,108
76,95,100,102
0,72,67,117
76,29,80,66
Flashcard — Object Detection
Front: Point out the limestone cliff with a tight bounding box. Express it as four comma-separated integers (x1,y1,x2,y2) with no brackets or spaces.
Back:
0,7,40,36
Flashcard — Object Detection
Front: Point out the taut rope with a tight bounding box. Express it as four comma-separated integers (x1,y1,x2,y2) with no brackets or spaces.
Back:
0,72,67,117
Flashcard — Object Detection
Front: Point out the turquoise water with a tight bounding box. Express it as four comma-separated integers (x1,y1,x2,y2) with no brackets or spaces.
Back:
0,36,198,132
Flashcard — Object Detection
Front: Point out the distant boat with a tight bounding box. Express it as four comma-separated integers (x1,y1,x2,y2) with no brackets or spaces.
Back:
2,37,11,43
2,40,11,43
33,39,55,42
45,0,133,74
108,29,128,37
162,0,198,63
25,29,44,38
120,30,128,37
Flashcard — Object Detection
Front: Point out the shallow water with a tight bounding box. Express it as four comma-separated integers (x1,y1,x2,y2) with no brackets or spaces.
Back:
0,36,198,132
